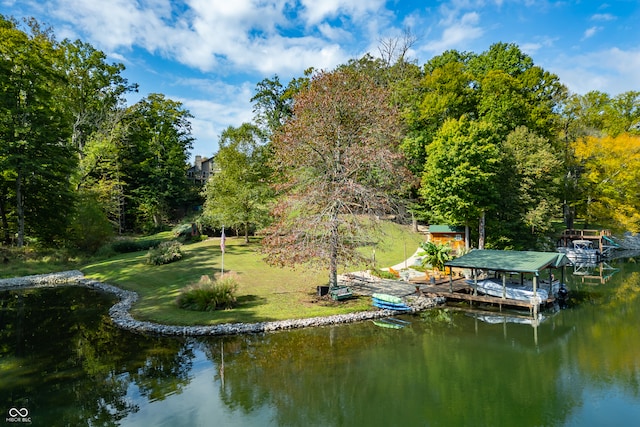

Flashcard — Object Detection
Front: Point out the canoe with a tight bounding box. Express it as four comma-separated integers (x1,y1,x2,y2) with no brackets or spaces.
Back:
372,299,411,311
372,293,404,304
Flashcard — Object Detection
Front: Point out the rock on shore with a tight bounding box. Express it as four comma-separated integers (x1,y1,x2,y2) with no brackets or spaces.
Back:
0,271,441,337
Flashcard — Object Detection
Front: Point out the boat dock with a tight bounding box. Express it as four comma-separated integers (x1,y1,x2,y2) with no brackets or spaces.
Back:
410,278,556,312
559,229,618,256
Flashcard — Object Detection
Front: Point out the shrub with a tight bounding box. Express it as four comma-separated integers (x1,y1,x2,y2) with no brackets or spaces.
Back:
110,238,164,254
419,241,452,272
176,274,238,311
146,240,183,265
68,192,114,254
370,267,400,280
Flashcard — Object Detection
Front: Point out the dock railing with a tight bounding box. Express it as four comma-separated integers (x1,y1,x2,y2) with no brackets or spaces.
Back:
561,229,611,238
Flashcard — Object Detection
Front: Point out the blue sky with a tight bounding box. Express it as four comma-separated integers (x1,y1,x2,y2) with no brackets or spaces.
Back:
2,0,639,160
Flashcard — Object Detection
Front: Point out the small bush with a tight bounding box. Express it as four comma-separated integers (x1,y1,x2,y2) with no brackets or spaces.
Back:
176,274,238,311
146,240,183,265
110,238,164,254
370,267,400,280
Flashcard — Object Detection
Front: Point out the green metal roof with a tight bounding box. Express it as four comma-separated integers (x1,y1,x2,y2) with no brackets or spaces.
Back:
445,249,569,273
429,224,465,233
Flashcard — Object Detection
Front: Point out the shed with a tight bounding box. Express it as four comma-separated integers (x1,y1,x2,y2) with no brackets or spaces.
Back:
428,224,466,254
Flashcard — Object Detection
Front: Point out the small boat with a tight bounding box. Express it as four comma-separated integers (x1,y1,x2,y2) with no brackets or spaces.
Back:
558,239,601,262
465,278,550,303
372,293,411,311
372,293,404,304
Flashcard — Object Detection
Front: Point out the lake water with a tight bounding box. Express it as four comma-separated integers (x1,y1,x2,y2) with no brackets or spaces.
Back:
2,254,640,426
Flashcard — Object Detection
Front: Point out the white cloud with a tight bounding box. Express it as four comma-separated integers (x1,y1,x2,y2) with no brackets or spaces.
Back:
549,48,640,96
422,11,483,53
591,13,616,21
176,81,255,157
299,0,385,26
520,36,556,56
43,0,376,77
582,26,601,40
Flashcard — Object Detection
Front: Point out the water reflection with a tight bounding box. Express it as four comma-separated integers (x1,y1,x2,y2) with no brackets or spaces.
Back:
1,254,640,426
1,288,192,426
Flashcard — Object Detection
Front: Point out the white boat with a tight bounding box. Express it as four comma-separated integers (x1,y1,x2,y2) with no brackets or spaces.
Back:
465,278,550,303
558,239,601,262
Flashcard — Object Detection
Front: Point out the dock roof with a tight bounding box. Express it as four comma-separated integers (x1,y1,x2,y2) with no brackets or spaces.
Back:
445,250,569,274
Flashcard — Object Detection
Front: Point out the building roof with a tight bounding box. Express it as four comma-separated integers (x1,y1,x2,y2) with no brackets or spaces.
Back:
429,224,465,233
445,249,569,274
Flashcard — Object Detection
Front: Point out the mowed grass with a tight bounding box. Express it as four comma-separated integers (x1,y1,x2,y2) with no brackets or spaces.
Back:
8,222,425,325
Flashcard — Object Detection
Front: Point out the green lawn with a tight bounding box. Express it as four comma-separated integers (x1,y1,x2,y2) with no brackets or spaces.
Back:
77,221,425,325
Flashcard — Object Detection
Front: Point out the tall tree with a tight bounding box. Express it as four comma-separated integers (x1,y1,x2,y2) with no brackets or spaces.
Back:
572,133,640,232
123,94,193,231
408,43,567,248
59,38,137,155
202,123,273,242
497,126,563,244
419,118,501,248
261,69,410,288
0,16,76,246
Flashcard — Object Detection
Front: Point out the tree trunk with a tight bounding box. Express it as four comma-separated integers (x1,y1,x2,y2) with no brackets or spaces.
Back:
465,225,470,250
478,210,485,250
244,222,249,244
0,188,10,244
16,168,24,248
329,212,339,289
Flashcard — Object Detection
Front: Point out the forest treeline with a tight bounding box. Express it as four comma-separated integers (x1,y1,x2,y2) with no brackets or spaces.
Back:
1,16,639,256
1,16,197,251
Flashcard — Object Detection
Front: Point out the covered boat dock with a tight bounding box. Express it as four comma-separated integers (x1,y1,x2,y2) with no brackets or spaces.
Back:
435,250,570,315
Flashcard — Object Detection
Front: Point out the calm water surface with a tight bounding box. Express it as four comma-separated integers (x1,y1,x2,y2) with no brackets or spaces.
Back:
2,255,640,426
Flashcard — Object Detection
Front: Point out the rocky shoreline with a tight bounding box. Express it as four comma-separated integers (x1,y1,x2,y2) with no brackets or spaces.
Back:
0,271,441,337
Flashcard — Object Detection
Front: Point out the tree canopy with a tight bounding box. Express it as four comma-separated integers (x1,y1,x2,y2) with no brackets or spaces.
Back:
2,13,639,255
202,123,273,242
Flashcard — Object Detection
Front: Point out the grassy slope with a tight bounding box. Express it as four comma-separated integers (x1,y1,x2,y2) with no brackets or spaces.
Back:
79,222,425,325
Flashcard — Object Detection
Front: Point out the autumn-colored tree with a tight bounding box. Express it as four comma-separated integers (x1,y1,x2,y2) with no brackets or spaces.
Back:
261,69,410,288
572,133,640,232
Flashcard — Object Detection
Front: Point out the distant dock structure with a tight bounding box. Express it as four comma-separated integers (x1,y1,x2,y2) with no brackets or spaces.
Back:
558,229,619,258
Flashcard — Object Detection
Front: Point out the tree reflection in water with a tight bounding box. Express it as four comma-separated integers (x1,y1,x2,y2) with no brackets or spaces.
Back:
0,287,193,426
2,256,640,426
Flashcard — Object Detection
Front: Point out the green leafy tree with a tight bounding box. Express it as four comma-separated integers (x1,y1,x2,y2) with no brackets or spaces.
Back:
58,38,137,155
251,73,310,135
494,126,563,247
75,109,130,233
202,123,273,242
0,16,76,246
420,118,501,248
408,43,567,247
123,94,194,232
604,91,640,136
261,69,411,288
